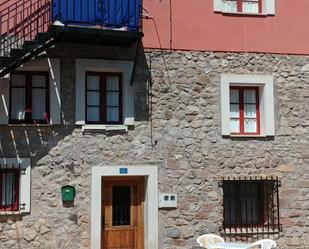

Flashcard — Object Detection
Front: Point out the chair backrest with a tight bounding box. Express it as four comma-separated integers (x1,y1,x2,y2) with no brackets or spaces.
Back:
251,239,277,249
196,234,225,248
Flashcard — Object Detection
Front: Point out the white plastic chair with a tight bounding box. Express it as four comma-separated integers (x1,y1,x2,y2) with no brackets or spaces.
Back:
249,239,276,249
196,234,225,248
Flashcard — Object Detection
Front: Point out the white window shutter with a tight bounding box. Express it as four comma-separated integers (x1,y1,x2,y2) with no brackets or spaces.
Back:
0,78,10,124
264,78,275,136
48,58,62,125
264,0,275,15
213,0,222,12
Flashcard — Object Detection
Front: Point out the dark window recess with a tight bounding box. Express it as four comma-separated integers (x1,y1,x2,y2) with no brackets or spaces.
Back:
10,72,50,124
112,186,131,226
220,177,282,237
0,163,25,212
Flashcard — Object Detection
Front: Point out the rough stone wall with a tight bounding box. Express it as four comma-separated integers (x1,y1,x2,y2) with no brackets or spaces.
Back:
0,44,308,249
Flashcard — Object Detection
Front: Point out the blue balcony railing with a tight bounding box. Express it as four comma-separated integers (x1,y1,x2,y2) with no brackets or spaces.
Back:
52,0,141,31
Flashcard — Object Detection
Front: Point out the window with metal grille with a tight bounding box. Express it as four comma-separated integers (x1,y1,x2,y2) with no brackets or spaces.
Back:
220,177,282,236
10,72,50,124
0,170,19,211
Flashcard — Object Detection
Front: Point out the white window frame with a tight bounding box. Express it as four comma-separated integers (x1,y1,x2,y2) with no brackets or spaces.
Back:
214,0,275,15
0,58,61,125
221,74,275,137
0,158,31,214
75,59,134,132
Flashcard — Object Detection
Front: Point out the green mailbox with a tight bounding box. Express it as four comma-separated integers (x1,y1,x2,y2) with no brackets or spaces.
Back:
61,185,75,202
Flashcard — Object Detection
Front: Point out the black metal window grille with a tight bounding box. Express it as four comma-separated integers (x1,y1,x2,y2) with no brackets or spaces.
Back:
220,177,282,237
0,163,25,212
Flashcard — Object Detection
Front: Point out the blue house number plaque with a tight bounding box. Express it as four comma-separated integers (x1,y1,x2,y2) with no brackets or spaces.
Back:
119,168,128,174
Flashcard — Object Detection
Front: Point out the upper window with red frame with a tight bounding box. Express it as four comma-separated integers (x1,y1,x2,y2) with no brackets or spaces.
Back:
222,0,261,14
214,0,275,15
10,72,50,124
86,72,122,124
230,87,260,135
0,170,19,211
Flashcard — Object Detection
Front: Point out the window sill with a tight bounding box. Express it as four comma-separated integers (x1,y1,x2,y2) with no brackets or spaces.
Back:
0,210,25,215
7,124,53,127
230,134,267,138
82,124,129,133
216,11,269,17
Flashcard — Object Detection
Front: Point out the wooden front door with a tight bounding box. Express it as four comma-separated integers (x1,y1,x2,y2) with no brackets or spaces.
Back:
102,177,144,249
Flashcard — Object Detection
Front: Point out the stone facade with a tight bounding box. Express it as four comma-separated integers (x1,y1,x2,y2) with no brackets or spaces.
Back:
0,43,309,249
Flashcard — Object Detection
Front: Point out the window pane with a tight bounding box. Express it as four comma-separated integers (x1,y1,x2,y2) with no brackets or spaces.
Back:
87,107,100,122
230,89,239,103
11,88,25,120
230,118,240,133
242,1,258,13
106,76,120,91
106,107,120,122
230,104,240,118
87,75,100,90
112,186,131,226
32,75,46,87
11,74,25,87
106,92,119,106
244,104,256,118
244,89,256,103
222,0,237,12
244,119,257,133
87,91,100,106
32,89,46,120
1,173,15,206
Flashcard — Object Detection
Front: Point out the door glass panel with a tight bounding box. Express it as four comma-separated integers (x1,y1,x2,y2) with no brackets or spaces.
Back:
112,186,131,226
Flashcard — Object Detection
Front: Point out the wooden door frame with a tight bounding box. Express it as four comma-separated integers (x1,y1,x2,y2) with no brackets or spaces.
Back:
91,166,159,249
101,177,145,249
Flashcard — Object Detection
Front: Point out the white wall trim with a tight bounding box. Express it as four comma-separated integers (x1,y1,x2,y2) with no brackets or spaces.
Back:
91,165,158,249
75,59,134,126
0,158,31,213
221,74,275,136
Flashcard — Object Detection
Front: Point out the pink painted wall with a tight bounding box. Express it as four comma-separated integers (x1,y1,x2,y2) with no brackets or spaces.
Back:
142,0,309,55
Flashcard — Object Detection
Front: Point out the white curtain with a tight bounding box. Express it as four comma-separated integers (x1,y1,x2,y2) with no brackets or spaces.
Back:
2,173,15,206
222,0,237,12
87,75,100,90
32,89,46,120
242,1,259,13
32,75,46,87
87,91,100,106
106,76,119,91
230,89,240,132
11,88,25,120
106,107,119,122
244,89,257,132
87,107,100,122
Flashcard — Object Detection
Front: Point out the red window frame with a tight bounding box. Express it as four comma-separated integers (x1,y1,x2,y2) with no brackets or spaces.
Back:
0,170,20,211
85,72,123,125
225,0,262,14
9,71,50,124
230,86,260,135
